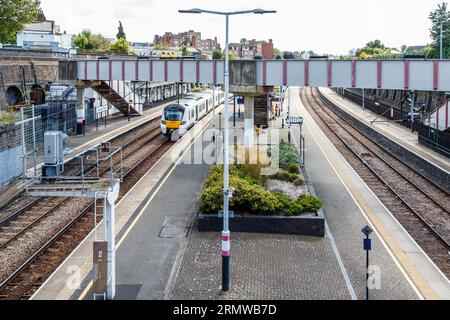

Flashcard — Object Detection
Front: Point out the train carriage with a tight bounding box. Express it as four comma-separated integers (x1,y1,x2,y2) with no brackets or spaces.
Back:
161,88,225,139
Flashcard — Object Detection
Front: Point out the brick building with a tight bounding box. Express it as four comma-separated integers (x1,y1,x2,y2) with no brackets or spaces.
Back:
228,38,274,59
153,30,220,54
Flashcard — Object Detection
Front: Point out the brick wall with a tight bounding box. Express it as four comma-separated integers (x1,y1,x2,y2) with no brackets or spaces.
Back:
0,60,59,109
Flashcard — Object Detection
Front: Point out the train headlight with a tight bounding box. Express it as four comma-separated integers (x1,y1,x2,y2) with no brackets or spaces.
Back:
181,121,187,125
162,121,166,125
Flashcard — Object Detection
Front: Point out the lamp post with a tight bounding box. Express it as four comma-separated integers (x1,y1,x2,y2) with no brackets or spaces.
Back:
67,47,77,60
179,8,276,293
441,21,444,60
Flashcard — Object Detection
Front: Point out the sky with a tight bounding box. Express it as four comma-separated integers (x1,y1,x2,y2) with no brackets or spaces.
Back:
41,0,444,54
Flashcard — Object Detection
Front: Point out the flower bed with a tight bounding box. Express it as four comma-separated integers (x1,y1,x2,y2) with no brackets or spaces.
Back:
198,141,325,237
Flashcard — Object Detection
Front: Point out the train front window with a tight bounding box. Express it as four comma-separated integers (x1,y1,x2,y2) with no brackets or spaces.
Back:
164,106,184,121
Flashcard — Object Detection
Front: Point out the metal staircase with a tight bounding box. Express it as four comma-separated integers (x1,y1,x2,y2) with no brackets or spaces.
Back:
91,81,140,117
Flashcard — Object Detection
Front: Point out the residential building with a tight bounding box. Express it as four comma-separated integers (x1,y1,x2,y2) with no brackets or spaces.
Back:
197,37,221,54
154,30,200,48
16,12,72,52
228,42,241,58
153,30,220,54
255,39,274,59
228,38,274,59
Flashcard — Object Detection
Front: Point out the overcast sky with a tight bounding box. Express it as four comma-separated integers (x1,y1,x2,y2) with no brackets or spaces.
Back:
41,0,444,54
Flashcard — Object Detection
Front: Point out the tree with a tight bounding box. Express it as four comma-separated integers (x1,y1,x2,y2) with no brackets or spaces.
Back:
108,38,131,54
116,21,126,40
273,48,282,58
428,2,450,58
366,40,385,50
355,40,401,59
181,45,189,57
401,44,408,55
73,30,110,51
283,52,295,59
91,34,110,51
73,29,94,50
0,0,41,43
212,50,224,60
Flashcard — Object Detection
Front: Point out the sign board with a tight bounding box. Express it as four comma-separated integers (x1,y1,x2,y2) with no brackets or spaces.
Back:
364,239,372,251
96,105,108,114
93,241,108,297
287,116,304,125
237,97,244,105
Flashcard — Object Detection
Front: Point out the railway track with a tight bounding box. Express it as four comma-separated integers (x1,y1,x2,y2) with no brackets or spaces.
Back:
0,120,162,240
300,88,450,278
0,116,174,300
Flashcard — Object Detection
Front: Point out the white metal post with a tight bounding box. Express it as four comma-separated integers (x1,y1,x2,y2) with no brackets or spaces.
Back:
411,91,415,132
20,108,26,183
222,13,231,293
288,87,292,142
31,105,37,177
213,85,216,128
441,22,444,60
104,181,120,300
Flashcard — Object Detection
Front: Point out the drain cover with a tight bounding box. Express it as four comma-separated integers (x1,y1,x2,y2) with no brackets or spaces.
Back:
159,217,188,239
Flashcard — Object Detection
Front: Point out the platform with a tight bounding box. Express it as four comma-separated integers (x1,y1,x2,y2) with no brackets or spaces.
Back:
32,91,449,300
320,88,450,174
291,87,449,300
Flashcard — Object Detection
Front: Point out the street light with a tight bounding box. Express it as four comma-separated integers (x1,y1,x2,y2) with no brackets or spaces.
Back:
179,7,276,293
441,21,444,60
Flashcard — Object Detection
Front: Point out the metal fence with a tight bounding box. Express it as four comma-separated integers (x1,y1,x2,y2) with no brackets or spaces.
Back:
416,123,450,157
0,100,77,187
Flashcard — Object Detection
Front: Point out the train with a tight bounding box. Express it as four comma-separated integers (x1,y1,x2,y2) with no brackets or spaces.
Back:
160,88,225,139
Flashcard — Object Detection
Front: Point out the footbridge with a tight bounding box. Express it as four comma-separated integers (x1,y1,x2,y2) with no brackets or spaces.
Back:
60,59,450,92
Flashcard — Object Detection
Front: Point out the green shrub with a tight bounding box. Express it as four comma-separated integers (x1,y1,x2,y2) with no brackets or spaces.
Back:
273,193,305,216
238,163,262,180
200,165,322,217
287,163,300,174
200,167,283,216
271,170,304,186
268,140,300,169
279,140,299,168
0,112,17,124
296,195,323,213
243,176,258,185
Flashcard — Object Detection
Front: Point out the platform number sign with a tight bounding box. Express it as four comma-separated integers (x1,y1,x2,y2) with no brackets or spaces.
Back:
364,238,372,251
361,225,374,300
287,116,304,125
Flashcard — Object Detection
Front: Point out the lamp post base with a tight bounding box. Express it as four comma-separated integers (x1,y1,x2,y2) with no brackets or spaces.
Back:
222,255,231,292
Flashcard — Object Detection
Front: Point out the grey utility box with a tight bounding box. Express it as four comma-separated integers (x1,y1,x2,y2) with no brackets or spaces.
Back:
43,131,69,177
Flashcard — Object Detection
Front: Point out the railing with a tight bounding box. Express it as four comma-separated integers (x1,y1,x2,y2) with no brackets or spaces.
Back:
23,143,123,195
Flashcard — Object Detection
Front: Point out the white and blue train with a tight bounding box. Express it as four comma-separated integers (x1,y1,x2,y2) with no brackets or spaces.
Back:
160,88,225,138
